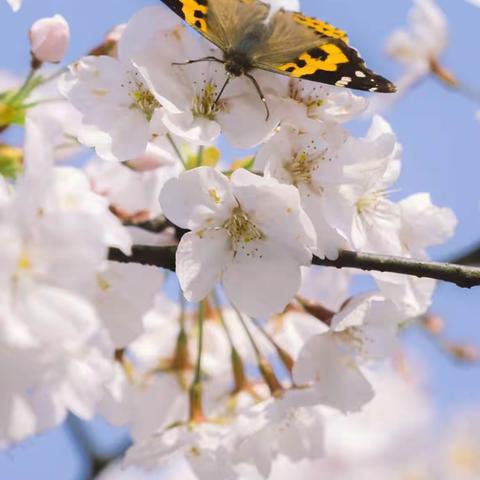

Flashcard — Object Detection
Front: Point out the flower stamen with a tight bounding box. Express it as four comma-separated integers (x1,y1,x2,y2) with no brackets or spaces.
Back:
285,151,325,191
356,189,389,215
192,83,222,120
223,206,263,249
129,83,160,121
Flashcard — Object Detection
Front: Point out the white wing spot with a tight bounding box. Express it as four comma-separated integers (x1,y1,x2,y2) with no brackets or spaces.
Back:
355,71,366,78
335,76,352,88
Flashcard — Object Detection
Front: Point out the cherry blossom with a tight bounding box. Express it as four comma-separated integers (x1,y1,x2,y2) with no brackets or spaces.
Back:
160,167,316,317
60,55,165,161
255,125,350,259
230,397,325,478
292,293,405,413
86,139,182,222
278,79,367,132
128,7,283,148
0,115,119,445
386,0,448,80
322,116,403,255
0,0,473,475
372,193,457,317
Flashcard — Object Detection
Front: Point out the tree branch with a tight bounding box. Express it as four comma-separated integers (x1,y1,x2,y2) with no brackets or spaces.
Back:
312,251,480,288
108,245,177,271
108,245,480,289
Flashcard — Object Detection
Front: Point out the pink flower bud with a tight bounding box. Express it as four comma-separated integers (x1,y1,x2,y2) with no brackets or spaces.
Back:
29,14,70,64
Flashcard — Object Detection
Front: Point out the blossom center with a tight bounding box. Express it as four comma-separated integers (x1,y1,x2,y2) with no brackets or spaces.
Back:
338,327,366,356
17,250,31,271
288,80,324,110
192,83,221,120
356,190,385,215
12,248,33,285
285,151,322,187
223,206,263,249
129,83,160,121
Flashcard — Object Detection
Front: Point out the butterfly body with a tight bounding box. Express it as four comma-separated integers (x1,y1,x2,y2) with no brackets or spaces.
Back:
223,23,269,76
161,0,396,99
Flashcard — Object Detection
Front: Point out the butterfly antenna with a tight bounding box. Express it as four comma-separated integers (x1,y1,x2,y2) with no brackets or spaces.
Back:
245,73,270,121
172,56,224,67
215,75,232,104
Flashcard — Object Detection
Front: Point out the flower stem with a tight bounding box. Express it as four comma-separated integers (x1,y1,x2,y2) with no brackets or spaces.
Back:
232,304,283,395
10,68,36,105
171,294,191,378
251,319,295,376
212,291,249,393
295,295,335,326
39,66,69,86
166,133,187,169
189,300,206,423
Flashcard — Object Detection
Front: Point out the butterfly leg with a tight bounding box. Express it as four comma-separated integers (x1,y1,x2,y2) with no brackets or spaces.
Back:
215,75,232,104
172,56,225,67
245,73,270,121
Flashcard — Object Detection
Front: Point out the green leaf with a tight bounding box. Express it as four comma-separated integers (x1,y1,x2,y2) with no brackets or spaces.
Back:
0,145,23,179
0,75,44,128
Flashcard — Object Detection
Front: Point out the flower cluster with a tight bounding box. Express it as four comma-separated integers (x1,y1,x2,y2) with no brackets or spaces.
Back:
101,370,480,480
0,0,468,478
60,5,456,319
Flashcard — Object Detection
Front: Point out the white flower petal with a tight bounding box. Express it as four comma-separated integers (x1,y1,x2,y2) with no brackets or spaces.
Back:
160,167,236,230
399,192,457,252
223,241,302,317
177,229,233,302
95,262,164,348
293,332,374,413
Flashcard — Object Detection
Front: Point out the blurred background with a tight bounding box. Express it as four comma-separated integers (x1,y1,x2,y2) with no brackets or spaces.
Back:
0,0,479,478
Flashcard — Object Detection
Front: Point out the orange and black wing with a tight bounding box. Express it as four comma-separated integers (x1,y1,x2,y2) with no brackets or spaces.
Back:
291,12,349,43
253,9,396,93
159,0,270,52
159,0,211,36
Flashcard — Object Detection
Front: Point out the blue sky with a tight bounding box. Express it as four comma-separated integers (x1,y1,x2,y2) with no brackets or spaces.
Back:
1,0,479,478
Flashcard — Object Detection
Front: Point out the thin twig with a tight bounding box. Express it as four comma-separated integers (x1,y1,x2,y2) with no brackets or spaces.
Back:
107,245,480,289
189,301,206,422
312,251,480,288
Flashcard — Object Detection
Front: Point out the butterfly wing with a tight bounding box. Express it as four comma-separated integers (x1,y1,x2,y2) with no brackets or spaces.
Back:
159,0,210,36
253,9,396,93
291,12,349,44
159,0,270,51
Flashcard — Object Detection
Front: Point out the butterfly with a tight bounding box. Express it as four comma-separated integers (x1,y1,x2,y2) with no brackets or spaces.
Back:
160,0,396,119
